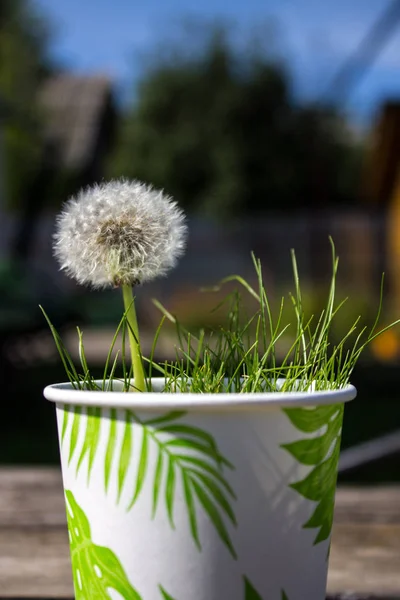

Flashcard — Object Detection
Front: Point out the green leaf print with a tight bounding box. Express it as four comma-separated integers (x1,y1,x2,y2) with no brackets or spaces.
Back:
159,586,177,600
283,405,339,433
68,406,81,465
152,450,164,517
127,426,149,508
76,407,102,482
117,412,133,501
244,577,263,599
99,411,237,558
104,408,118,493
282,403,344,545
61,404,70,442
65,490,142,600
63,407,237,558
131,414,237,558
190,477,237,558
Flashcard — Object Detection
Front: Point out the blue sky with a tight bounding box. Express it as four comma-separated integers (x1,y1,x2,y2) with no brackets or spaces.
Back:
33,0,400,125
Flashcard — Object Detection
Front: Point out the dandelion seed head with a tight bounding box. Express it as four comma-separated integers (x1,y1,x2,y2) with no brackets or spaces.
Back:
53,179,187,288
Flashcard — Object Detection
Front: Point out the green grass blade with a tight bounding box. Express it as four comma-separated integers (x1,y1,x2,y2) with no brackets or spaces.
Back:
207,274,260,302
105,351,120,391
102,311,127,389
368,272,385,339
76,327,90,381
290,249,307,366
39,306,81,388
148,315,167,386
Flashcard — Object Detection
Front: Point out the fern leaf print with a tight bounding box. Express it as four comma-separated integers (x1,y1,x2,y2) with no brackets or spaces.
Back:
282,403,344,544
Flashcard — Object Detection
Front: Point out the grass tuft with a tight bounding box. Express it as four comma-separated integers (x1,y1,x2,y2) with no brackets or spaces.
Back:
42,242,400,394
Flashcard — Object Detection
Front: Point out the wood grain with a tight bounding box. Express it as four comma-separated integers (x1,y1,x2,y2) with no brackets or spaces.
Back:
0,468,399,597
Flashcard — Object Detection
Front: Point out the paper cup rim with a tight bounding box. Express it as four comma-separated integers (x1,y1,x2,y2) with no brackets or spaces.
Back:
44,379,356,412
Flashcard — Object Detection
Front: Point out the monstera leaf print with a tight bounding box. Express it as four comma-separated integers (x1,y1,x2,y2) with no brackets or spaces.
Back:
64,408,238,558
65,490,142,599
281,403,344,545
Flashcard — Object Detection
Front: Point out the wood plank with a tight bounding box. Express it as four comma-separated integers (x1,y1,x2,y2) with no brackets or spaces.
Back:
328,524,400,596
332,486,400,524
0,468,65,527
0,529,72,598
0,468,399,597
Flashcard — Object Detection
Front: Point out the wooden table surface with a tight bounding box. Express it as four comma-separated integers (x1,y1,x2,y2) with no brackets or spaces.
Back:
0,468,399,599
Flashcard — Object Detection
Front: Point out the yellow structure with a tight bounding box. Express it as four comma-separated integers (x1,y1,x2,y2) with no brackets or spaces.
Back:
367,102,400,359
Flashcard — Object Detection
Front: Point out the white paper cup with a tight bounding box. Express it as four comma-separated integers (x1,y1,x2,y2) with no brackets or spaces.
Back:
44,380,356,600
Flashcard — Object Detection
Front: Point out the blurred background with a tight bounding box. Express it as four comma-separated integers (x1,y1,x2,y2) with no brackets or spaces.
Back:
1,0,400,481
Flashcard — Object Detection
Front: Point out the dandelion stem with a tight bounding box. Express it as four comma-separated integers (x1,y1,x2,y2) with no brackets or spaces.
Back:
122,284,146,392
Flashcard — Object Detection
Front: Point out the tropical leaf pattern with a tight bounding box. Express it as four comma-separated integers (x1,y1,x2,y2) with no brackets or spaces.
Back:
244,577,289,599
65,490,276,600
64,490,142,599
244,577,263,599
281,403,344,545
63,408,237,558
60,402,326,598
130,411,237,557
159,586,176,600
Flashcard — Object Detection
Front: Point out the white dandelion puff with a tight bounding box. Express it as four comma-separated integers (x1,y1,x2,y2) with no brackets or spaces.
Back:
53,179,187,289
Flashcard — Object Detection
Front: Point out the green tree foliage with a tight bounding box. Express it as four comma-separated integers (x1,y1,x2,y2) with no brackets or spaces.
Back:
0,0,50,210
110,29,363,217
